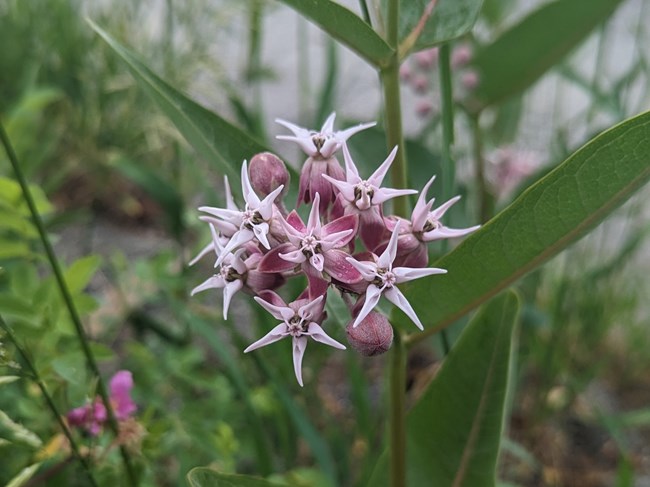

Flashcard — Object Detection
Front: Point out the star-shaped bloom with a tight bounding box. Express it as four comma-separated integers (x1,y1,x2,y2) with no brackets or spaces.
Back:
244,294,345,386
199,161,284,265
324,143,417,250
191,224,246,319
276,112,376,160
259,193,360,288
346,221,447,330
411,175,480,241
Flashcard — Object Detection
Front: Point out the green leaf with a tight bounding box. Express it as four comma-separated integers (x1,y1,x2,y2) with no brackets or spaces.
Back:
5,463,42,487
471,0,624,110
274,0,393,68
64,255,102,295
51,352,86,385
89,20,273,195
369,291,519,487
187,468,290,487
402,111,650,335
399,0,484,52
0,376,20,386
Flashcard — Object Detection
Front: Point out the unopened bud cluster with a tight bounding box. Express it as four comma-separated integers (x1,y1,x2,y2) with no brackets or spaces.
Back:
191,114,479,386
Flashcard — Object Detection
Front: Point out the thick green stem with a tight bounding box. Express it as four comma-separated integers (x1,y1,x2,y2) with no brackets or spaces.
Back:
0,315,99,487
0,123,138,486
389,330,407,487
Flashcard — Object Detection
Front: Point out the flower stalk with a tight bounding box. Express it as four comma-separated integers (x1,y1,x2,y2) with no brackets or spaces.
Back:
0,122,138,486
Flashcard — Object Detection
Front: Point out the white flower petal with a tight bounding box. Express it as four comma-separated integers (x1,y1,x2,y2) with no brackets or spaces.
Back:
393,266,447,284
353,284,383,328
384,287,424,330
244,323,289,353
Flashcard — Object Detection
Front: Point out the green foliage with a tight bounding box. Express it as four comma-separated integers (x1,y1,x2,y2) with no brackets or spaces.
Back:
370,291,519,487
274,0,394,67
401,111,650,333
187,468,290,487
471,0,625,110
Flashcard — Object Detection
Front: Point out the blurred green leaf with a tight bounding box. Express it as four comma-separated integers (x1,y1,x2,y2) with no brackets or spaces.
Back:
471,0,624,110
398,0,484,52
187,468,290,487
401,111,650,334
0,410,42,448
0,241,32,260
480,0,517,26
369,291,519,487
89,20,273,196
51,352,86,386
0,376,20,386
274,0,393,67
64,255,101,295
0,295,36,320
5,462,42,487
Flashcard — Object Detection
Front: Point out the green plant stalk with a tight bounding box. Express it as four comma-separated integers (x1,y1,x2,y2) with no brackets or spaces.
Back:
0,315,99,487
383,1,408,485
0,122,138,486
358,0,372,25
247,0,267,140
470,113,490,223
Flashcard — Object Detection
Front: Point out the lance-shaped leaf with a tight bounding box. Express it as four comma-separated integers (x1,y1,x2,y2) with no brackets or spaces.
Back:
470,0,624,110
275,0,394,68
89,20,275,197
187,468,291,487
398,0,484,54
368,291,520,487
401,110,650,339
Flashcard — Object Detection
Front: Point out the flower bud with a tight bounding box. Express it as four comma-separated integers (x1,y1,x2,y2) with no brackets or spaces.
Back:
248,152,290,198
346,311,393,356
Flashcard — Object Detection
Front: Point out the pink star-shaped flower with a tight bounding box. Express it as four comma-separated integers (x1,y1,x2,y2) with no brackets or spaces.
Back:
411,175,480,241
244,294,345,387
346,221,446,330
199,161,284,265
276,112,375,160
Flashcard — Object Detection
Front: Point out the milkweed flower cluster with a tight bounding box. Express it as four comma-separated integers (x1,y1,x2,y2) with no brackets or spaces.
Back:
191,114,479,386
67,370,137,436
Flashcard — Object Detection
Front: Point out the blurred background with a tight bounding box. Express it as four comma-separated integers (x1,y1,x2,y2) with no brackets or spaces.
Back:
1,0,649,486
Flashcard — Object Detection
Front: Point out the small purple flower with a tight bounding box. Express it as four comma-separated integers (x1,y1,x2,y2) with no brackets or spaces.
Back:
199,161,284,265
67,370,136,436
244,294,345,386
411,175,480,242
347,222,446,330
324,144,417,250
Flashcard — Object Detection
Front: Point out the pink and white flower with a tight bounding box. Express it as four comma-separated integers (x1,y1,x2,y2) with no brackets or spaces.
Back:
244,294,345,386
347,222,446,330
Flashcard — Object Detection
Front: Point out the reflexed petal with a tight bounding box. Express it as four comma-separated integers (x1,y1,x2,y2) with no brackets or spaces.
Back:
246,269,285,293
306,323,346,350
335,121,376,143
259,244,299,272
310,253,325,272
191,275,225,295
255,290,286,308
368,145,398,186
258,184,285,220
320,229,354,251
384,287,424,330
320,112,336,133
393,266,447,284
324,250,362,283
188,241,214,266
241,160,261,207
307,193,322,234
279,249,307,264
292,337,309,387
429,195,462,221
286,210,307,233
322,174,356,202
378,221,401,269
298,295,324,321
298,159,311,204
222,279,243,319
224,175,238,211
341,143,361,182
275,118,311,137
306,270,329,299
422,225,481,242
346,257,378,281
244,323,289,353
353,284,383,328
359,208,389,252
372,187,418,205
254,296,294,321
252,222,271,249
322,214,358,244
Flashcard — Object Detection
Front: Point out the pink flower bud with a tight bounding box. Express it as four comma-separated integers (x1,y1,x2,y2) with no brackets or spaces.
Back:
451,45,472,68
248,152,290,198
346,311,393,356
415,48,439,70
416,100,433,118
399,63,412,82
461,71,479,91
412,76,430,94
